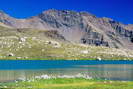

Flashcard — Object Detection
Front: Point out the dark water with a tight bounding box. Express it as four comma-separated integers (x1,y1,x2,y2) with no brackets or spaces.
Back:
0,60,133,82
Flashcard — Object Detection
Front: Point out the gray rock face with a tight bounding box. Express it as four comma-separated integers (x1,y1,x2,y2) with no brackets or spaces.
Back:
38,10,83,28
0,9,133,49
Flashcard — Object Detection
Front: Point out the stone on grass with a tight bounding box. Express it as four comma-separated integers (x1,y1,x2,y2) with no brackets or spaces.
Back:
19,38,26,42
53,44,61,48
3,86,7,88
16,57,22,59
45,40,61,48
24,57,28,59
81,50,89,54
8,53,14,57
42,49,45,52
45,41,52,44
96,57,102,61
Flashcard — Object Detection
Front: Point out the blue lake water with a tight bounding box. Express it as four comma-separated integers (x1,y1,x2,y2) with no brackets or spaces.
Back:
0,60,133,82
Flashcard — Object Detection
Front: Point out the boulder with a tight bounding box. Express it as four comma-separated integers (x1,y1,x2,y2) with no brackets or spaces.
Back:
19,38,26,42
96,57,102,61
8,53,14,57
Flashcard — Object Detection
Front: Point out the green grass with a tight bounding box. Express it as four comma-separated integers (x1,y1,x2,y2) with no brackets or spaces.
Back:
0,78,133,89
0,26,133,60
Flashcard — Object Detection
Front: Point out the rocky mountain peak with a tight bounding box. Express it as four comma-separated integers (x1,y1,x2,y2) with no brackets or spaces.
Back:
0,10,7,15
0,10,10,19
42,9,79,15
0,9,133,49
0,11,11,25
126,24,133,30
79,11,96,17
41,9,95,18
38,9,83,28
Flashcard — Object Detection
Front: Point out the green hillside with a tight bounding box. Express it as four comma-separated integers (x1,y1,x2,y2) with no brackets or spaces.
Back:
0,25,133,60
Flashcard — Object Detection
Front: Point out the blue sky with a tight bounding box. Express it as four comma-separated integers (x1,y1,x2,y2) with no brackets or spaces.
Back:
0,0,133,24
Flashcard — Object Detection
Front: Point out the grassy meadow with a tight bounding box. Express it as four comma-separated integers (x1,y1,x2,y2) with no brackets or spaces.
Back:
0,78,133,89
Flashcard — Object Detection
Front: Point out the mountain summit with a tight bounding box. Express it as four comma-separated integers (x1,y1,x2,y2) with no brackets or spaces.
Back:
0,9,133,49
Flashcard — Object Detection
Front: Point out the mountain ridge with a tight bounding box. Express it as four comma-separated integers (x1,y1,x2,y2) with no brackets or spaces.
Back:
0,9,133,49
